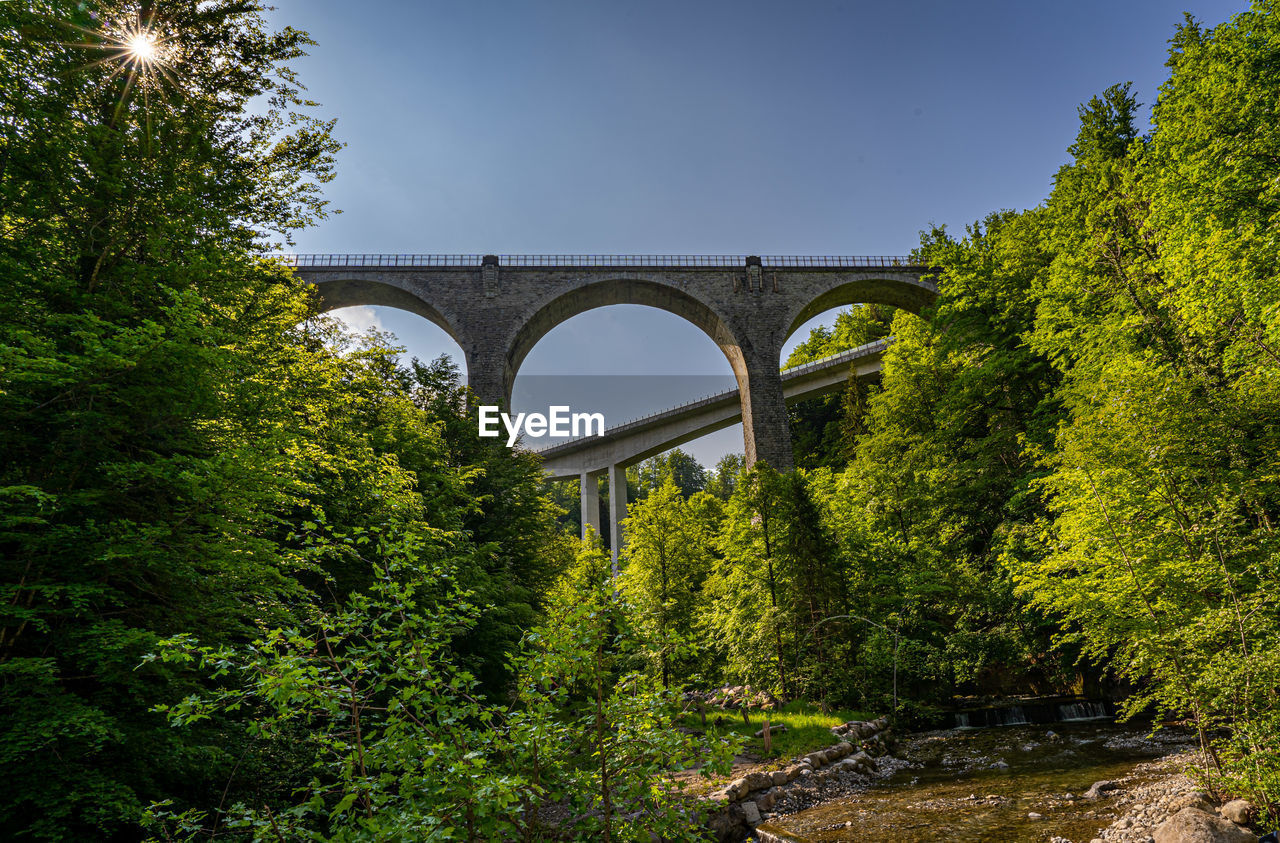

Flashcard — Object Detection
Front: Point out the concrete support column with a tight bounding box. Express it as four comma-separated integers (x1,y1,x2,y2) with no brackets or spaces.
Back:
740,347,795,472
580,471,602,542
608,463,628,576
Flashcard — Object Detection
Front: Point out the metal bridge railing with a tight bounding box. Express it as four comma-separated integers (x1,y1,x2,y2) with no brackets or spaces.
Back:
761,256,914,268
276,253,921,269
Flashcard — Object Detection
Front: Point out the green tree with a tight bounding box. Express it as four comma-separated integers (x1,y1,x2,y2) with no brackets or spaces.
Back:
1015,5,1280,807
784,305,895,468
0,1,346,835
704,465,794,696
635,448,708,499
620,481,718,687
705,453,746,501
147,525,535,842
515,538,738,842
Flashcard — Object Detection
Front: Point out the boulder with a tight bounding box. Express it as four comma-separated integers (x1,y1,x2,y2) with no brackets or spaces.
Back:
836,741,854,755
1168,793,1214,814
741,801,762,826
1154,808,1255,843
726,777,749,800
852,750,876,771
744,771,774,793
1219,799,1254,825
1084,780,1120,799
707,802,748,843
783,764,807,781
756,791,776,811
771,770,789,787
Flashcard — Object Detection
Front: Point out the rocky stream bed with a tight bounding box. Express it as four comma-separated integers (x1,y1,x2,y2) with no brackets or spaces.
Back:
739,721,1266,843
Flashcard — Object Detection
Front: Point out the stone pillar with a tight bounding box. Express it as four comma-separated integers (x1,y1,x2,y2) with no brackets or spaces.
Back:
580,471,601,541
481,254,500,298
608,463,628,576
465,349,509,410
740,347,794,471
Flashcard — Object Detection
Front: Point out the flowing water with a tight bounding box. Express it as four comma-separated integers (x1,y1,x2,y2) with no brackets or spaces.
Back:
754,721,1196,842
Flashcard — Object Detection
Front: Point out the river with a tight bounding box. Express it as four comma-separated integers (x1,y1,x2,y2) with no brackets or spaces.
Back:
754,720,1198,842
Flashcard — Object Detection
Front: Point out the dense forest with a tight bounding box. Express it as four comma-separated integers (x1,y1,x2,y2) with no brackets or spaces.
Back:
3,0,1280,840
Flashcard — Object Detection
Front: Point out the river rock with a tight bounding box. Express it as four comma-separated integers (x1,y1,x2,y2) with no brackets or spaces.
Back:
707,802,748,843
741,801,762,826
852,750,876,771
771,769,789,786
1168,793,1214,813
1085,780,1120,799
1218,799,1253,824
1153,807,1255,843
836,741,853,755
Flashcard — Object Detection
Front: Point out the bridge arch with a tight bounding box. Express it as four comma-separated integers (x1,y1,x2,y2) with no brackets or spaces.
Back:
505,278,748,397
782,273,937,344
309,276,465,349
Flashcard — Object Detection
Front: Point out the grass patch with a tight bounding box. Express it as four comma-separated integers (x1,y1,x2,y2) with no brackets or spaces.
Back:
680,700,873,760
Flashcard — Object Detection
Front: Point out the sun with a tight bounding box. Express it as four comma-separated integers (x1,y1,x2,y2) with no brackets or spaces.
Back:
125,30,159,64
61,9,179,94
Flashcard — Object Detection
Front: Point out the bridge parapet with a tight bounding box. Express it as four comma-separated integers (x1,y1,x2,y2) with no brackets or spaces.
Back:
278,253,925,269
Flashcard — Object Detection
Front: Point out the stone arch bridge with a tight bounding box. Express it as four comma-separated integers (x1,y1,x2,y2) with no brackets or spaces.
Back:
291,254,936,471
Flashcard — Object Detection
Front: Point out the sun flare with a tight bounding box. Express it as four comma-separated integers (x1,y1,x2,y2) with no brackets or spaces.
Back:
126,31,159,64
63,9,180,97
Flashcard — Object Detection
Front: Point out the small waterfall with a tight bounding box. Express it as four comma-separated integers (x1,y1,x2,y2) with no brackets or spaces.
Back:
952,698,1110,728
992,706,1029,726
1059,701,1110,721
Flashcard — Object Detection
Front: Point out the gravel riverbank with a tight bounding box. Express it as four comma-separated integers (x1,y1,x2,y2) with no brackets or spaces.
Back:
751,724,1250,842
1074,751,1265,843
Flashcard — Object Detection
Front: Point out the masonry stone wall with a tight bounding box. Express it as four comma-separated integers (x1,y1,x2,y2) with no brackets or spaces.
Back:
297,261,935,471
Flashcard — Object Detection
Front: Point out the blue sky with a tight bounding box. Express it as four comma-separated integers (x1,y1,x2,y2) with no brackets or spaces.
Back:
269,0,1243,467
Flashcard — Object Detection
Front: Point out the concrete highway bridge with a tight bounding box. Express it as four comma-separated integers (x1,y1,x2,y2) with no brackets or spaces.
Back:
534,338,891,558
